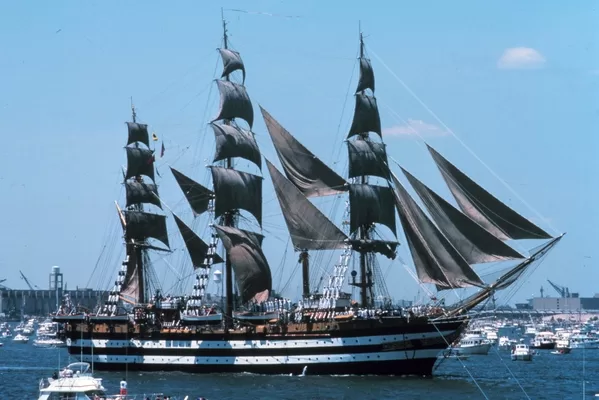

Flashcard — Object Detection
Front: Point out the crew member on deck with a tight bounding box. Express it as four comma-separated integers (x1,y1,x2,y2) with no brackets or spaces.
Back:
120,377,127,395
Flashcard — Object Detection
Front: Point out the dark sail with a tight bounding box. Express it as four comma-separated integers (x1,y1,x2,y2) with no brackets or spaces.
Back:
401,167,523,264
348,93,381,138
240,229,264,247
356,57,375,93
126,122,150,147
210,167,262,226
124,210,170,249
213,80,254,128
218,48,246,83
125,181,161,209
214,225,272,304
349,184,397,236
428,145,552,240
120,244,141,304
172,213,223,268
266,159,348,251
211,122,261,169
125,147,155,182
389,173,484,289
347,139,389,180
261,106,347,197
170,167,214,216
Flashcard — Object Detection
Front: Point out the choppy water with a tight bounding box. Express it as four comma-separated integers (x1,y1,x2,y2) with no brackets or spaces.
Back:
1,337,597,399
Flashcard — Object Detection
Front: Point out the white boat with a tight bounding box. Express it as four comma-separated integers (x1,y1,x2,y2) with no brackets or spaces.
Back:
38,362,106,400
13,333,29,343
554,338,571,354
570,334,599,349
34,336,66,348
451,331,492,355
511,344,533,361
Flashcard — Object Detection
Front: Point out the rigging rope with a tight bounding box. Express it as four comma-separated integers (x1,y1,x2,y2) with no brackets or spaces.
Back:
367,46,560,237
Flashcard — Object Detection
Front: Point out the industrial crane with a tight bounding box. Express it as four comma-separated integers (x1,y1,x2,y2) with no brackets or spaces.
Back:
547,279,571,298
0,278,9,290
19,270,40,290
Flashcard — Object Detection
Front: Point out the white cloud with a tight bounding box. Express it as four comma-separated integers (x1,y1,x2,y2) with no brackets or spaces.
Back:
382,119,448,138
497,47,546,69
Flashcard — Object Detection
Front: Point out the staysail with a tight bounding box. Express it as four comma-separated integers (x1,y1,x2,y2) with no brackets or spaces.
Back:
427,145,552,240
400,167,523,264
266,158,348,251
390,173,485,290
261,106,347,198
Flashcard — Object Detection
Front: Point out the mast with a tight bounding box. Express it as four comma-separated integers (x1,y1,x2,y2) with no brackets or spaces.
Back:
221,10,234,331
130,100,145,304
349,31,374,307
358,32,372,308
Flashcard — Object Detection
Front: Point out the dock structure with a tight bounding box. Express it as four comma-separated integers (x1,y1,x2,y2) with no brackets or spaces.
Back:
0,266,107,319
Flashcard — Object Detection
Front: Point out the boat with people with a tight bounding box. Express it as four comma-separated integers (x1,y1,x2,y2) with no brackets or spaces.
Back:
53,13,564,376
38,362,107,400
511,344,533,361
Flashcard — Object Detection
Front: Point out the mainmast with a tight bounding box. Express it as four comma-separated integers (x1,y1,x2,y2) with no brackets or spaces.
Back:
221,11,235,331
356,32,370,308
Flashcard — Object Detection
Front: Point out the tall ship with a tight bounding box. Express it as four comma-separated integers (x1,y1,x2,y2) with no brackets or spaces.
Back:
54,18,563,375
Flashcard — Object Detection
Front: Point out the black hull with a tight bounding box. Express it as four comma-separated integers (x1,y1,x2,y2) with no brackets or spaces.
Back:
61,316,466,376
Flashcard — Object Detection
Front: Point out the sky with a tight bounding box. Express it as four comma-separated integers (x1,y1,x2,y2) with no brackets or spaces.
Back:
0,1,597,306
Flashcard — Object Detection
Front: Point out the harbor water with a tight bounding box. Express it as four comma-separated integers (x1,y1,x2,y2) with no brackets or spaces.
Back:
1,337,597,399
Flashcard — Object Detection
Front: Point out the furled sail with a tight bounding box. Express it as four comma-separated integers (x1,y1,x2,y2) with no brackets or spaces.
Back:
172,213,223,268
261,106,347,197
356,57,375,93
214,225,272,304
126,122,150,147
124,210,170,248
218,48,246,83
401,167,523,264
266,159,348,250
349,184,397,235
210,166,262,225
125,181,161,209
213,80,254,128
170,167,214,216
211,122,261,169
389,173,484,290
427,145,552,240
348,93,381,138
347,139,389,180
125,147,155,182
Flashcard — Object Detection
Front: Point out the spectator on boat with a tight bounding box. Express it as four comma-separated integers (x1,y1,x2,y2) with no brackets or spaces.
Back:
120,377,127,395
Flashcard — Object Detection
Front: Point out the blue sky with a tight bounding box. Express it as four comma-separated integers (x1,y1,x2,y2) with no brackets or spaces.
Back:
0,1,597,305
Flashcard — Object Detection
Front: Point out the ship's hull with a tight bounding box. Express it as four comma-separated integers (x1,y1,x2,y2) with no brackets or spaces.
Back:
60,316,466,376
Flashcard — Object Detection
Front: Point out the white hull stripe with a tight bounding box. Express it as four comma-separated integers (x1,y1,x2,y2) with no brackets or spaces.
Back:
78,348,442,365
73,330,455,350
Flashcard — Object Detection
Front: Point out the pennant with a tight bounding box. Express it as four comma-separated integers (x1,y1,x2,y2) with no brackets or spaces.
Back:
156,168,162,178
160,142,165,158
152,132,159,141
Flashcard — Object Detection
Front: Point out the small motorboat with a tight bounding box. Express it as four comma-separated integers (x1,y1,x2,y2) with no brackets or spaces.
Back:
13,333,29,343
38,362,106,400
511,344,533,361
